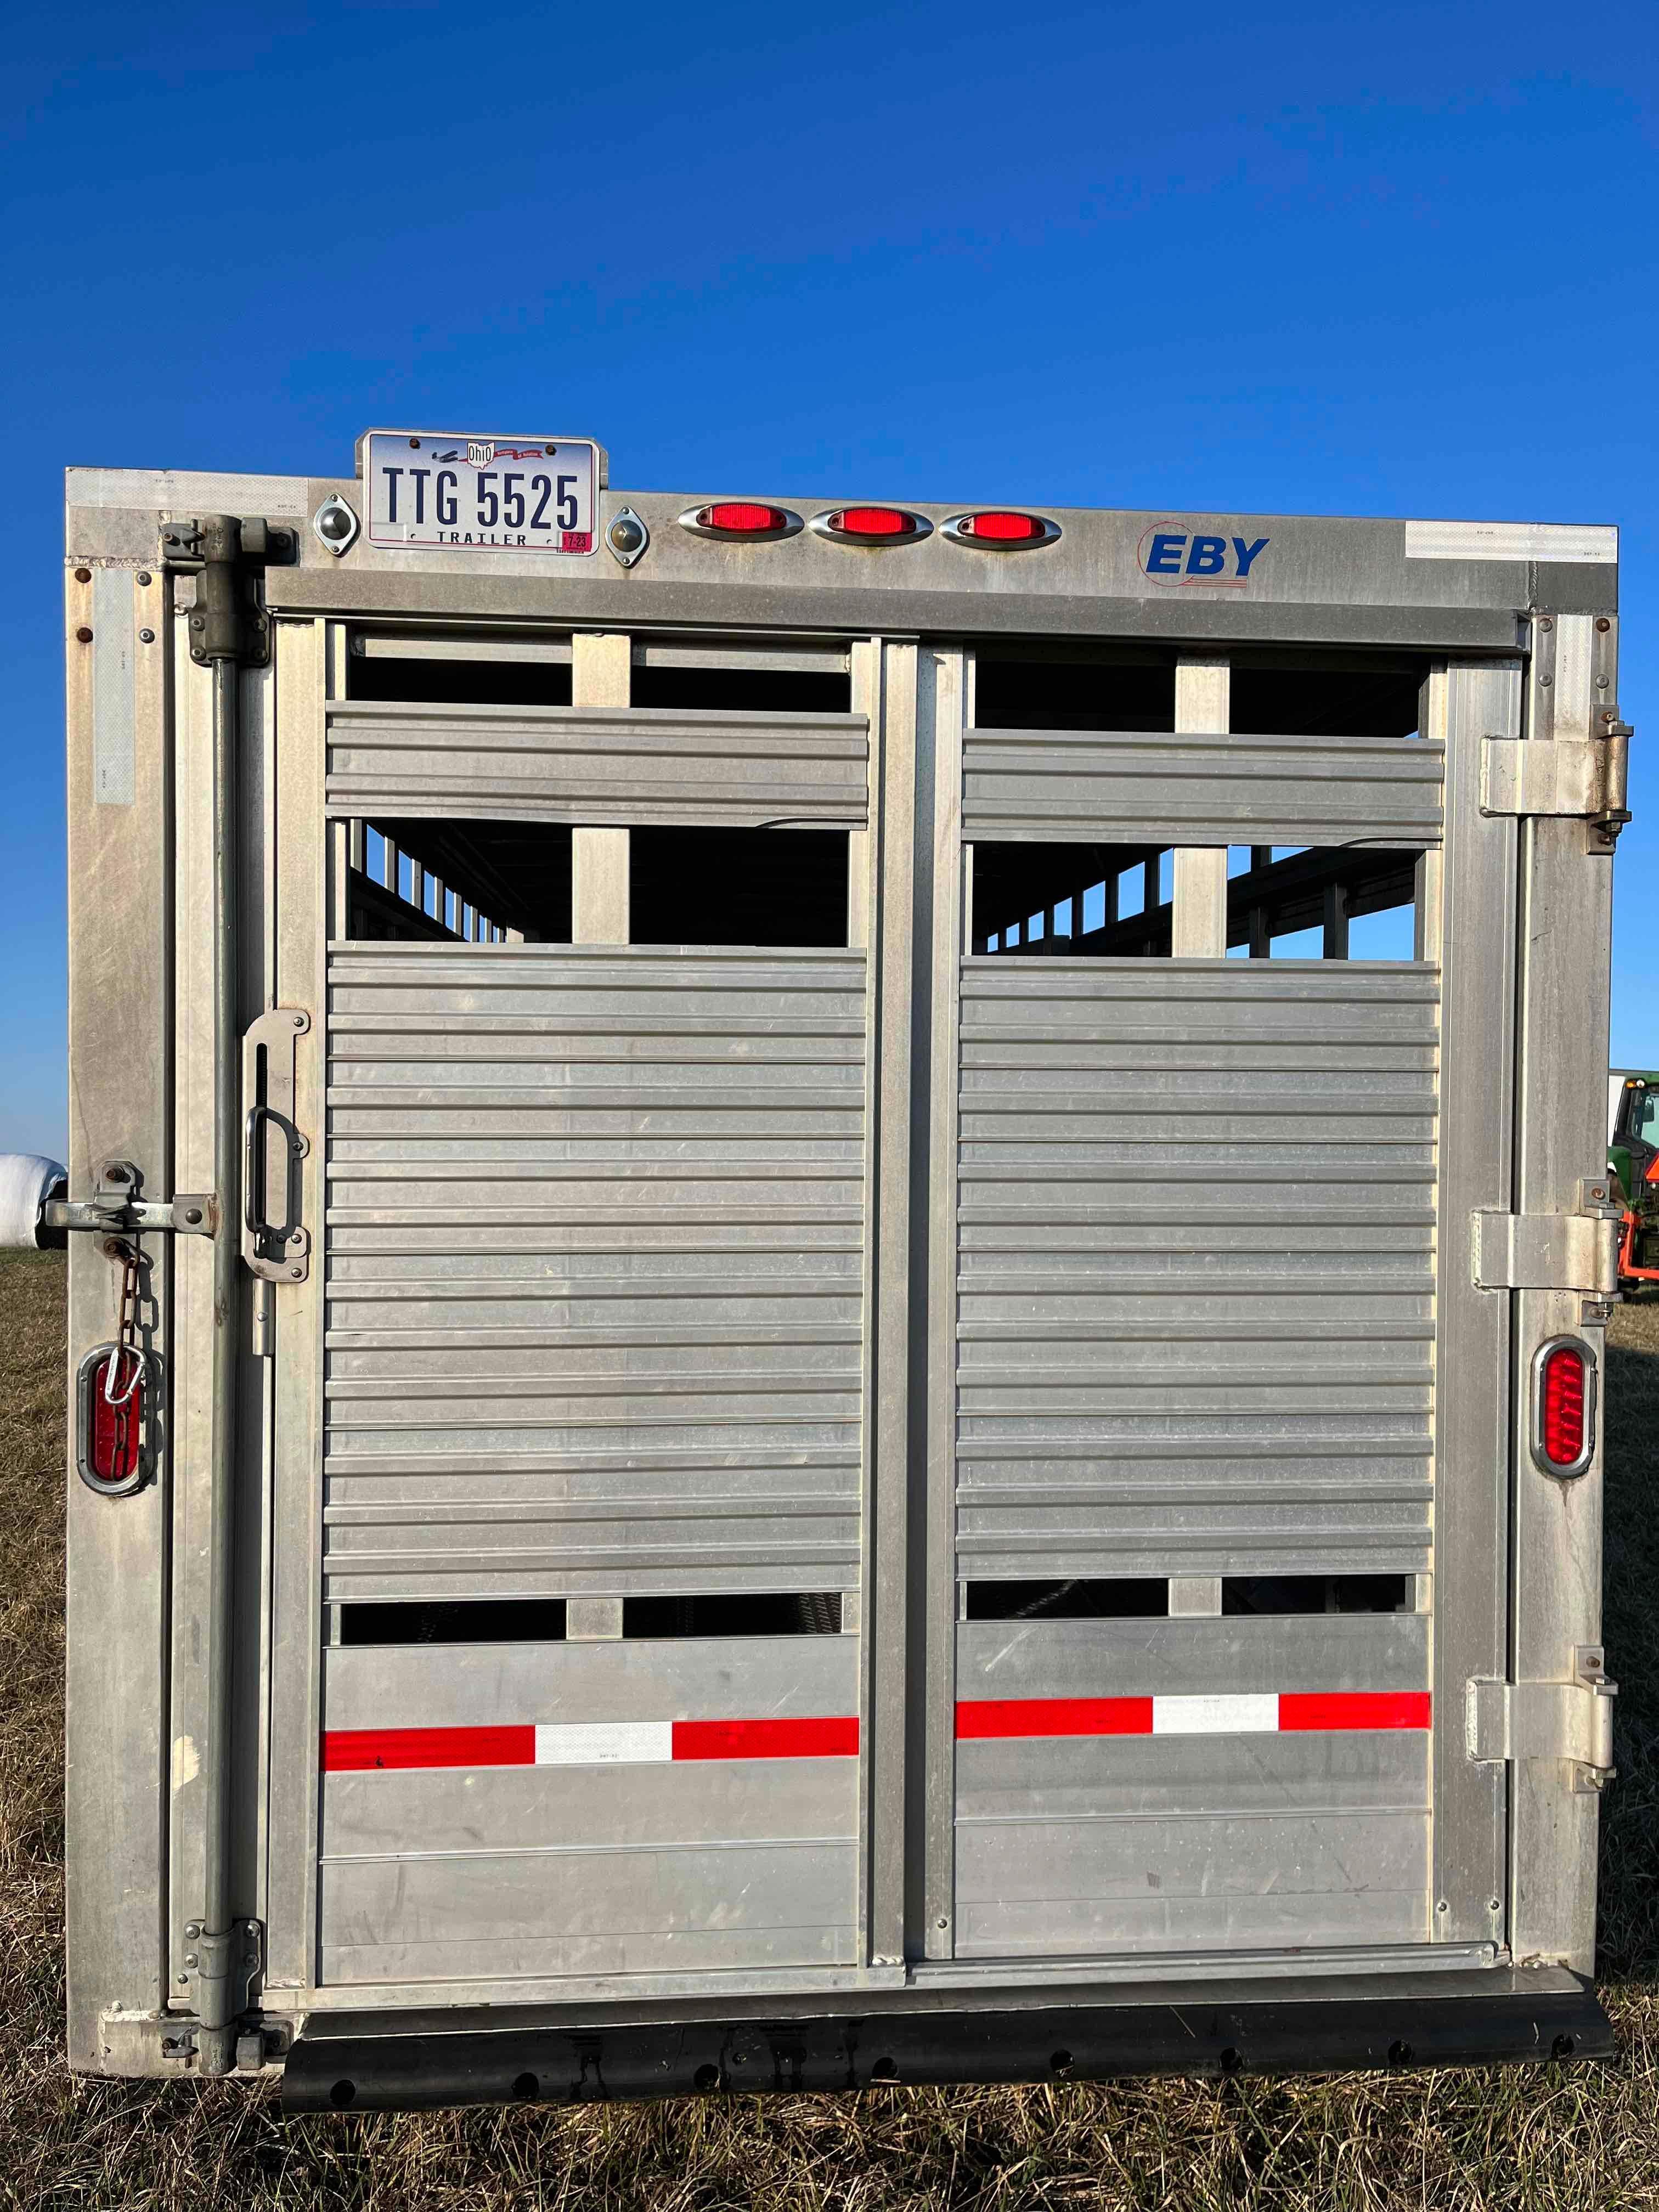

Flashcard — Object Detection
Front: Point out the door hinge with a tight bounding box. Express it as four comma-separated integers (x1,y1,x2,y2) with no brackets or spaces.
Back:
181,1916,264,2024
41,1158,217,1239
1467,1649,1617,1790
158,514,294,669
1481,723,1632,850
1473,1183,1621,1294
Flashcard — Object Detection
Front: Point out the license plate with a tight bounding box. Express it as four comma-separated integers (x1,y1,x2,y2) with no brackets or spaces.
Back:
364,430,600,554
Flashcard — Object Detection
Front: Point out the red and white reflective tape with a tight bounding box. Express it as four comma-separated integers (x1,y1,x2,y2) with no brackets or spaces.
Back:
324,1692,1428,1772
323,1714,859,1773
956,1691,1430,1740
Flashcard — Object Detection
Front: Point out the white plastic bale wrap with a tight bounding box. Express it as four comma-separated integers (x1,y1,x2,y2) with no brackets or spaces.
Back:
0,1153,67,1248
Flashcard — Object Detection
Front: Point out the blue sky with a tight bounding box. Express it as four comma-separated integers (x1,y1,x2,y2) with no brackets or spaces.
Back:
3,0,1656,1152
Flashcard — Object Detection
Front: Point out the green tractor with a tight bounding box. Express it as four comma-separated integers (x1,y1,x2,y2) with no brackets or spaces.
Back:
1610,1070,1659,1290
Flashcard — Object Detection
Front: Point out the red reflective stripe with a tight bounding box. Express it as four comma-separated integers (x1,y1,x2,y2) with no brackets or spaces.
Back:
322,1725,535,1772
671,1716,859,1761
956,1697,1154,1740
1277,1692,1431,1733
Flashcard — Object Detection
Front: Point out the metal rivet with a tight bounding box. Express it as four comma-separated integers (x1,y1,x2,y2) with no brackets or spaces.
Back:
1540,674,1553,686
183,1953,198,1970
1490,1898,1502,1912
1596,617,1611,632
184,1207,203,1225
74,566,91,583
290,1266,303,1279
409,436,420,447
177,1973,189,1988
75,626,93,643
1435,1899,1449,1914
190,615,205,630
137,571,153,587
1596,674,1610,686
185,1922,202,1938
1539,617,1554,631
139,628,155,644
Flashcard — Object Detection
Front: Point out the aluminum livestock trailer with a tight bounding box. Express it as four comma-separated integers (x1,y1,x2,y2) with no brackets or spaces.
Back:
59,444,1629,2103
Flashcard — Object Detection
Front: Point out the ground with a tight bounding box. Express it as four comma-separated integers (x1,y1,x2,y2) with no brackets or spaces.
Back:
2,1249,1657,2211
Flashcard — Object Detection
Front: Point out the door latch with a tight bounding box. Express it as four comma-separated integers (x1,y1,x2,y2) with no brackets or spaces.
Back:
242,1008,311,1282
41,1159,217,1239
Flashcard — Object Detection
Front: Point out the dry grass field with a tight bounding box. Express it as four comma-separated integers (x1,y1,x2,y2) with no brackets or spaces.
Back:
2,1245,1657,2210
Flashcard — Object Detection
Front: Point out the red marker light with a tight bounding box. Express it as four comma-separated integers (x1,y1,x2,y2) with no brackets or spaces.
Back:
964,512,1041,540
1533,1337,1594,1476
815,506,930,544
944,510,1059,550
679,501,802,541
77,1343,152,1494
836,506,913,537
702,503,786,534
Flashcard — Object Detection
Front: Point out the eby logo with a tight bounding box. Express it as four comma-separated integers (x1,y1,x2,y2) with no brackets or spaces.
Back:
1137,522,1269,589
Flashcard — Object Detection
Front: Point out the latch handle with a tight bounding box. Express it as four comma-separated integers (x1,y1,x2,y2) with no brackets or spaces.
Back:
240,1009,312,1283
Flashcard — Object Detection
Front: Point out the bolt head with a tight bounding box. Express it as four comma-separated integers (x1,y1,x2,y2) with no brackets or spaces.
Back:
75,626,93,644
74,566,91,583
1597,617,1612,632
137,571,153,586
139,628,155,644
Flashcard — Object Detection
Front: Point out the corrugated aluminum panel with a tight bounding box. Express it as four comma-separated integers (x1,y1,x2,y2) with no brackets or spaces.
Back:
325,699,870,827
318,1639,857,1983
954,1616,1430,1956
956,960,1439,1581
962,729,1443,844
323,945,867,1599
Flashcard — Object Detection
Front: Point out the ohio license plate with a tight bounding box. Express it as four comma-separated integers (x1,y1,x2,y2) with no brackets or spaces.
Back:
364,431,600,553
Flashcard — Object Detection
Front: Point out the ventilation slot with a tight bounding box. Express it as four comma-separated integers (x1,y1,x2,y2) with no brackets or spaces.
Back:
1221,1576,1414,1617
622,1593,844,1638
1224,847,1419,962
630,826,849,947
347,639,573,707
339,1599,568,1645
964,1581,1170,1621
343,820,573,944
974,653,1175,732
630,664,851,714
973,842,1173,958
1228,659,1427,739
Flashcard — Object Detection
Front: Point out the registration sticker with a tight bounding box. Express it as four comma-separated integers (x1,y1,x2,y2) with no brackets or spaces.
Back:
364,431,601,553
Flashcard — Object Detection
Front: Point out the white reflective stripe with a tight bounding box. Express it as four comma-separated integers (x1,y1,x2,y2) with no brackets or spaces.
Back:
533,1721,673,1766
1152,1694,1279,1735
1403,518,1617,564
66,465,307,512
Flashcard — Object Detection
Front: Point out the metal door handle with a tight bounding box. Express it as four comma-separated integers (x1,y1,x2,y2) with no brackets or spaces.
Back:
240,1009,312,1283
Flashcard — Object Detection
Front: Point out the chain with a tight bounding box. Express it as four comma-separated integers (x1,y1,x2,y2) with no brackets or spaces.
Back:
104,1244,145,1405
